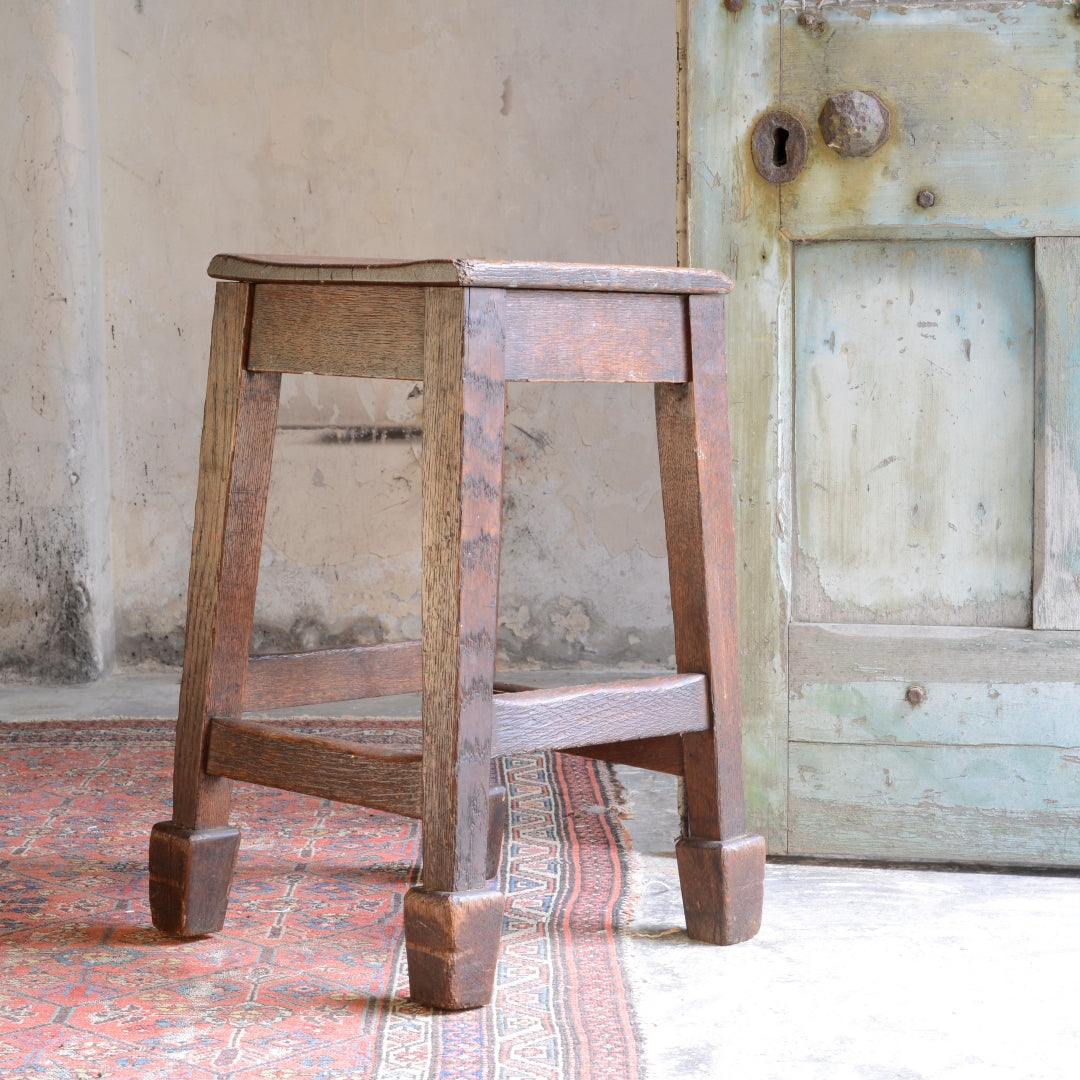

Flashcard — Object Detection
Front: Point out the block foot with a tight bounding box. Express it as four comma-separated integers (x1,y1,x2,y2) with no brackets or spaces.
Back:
675,833,766,945
404,887,504,1009
149,821,240,937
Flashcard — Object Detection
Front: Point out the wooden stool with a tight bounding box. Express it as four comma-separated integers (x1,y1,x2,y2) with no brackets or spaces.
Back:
149,255,765,1010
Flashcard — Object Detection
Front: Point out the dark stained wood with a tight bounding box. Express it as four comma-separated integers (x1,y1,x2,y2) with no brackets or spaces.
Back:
675,835,766,945
562,734,687,775
420,286,507,894
244,641,422,711
655,293,747,843
490,674,708,756
403,887,505,1010
247,283,425,379
210,253,732,294
486,781,508,880
205,717,423,818
148,822,241,937
171,282,281,830
503,291,689,382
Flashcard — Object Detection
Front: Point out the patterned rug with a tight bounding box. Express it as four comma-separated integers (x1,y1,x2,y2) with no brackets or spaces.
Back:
0,720,641,1080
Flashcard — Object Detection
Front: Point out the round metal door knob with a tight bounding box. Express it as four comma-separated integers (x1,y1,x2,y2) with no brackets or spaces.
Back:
818,90,891,158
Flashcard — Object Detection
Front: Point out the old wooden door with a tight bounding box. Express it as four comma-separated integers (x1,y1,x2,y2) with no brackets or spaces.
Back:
681,0,1080,865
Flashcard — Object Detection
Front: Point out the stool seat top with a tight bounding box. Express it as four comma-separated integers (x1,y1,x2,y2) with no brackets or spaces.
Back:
208,254,732,295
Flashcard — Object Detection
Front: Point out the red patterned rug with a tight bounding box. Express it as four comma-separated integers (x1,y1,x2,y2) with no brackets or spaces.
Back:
0,720,641,1080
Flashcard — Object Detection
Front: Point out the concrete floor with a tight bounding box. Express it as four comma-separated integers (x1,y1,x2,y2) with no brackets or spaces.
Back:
3,671,1078,1079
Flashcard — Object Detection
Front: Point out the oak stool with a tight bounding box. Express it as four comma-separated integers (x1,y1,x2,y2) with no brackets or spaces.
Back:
149,255,766,1010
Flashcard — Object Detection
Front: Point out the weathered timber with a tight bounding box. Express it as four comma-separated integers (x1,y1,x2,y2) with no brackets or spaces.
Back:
171,282,281,831
490,675,707,756
503,291,689,382
247,283,425,378
562,734,686,775
244,641,422,711
205,717,423,818
420,286,506,894
1034,237,1080,630
210,253,731,294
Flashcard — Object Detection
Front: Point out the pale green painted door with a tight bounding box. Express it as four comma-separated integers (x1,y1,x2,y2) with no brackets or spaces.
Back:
682,1,1080,865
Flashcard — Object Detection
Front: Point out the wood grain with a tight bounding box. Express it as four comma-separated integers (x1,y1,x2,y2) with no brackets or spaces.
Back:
172,282,281,829
205,717,423,818
780,7,1080,240
420,286,506,893
656,293,746,843
1034,236,1080,630
210,253,731,294
247,283,425,378
243,641,422,711
490,675,707,756
683,3,790,849
792,240,1034,628
562,734,687,775
503,291,689,382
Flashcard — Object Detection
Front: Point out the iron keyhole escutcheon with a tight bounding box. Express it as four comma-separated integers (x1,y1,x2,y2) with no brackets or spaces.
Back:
751,109,809,184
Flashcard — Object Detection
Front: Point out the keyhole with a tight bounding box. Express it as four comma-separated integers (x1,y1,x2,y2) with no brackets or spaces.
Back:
772,126,790,168
751,108,808,183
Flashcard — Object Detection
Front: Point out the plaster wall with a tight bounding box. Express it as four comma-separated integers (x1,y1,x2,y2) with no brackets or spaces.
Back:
1,0,114,681
3,0,677,680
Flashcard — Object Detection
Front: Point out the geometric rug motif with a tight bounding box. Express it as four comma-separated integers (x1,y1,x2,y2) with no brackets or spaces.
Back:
0,720,641,1080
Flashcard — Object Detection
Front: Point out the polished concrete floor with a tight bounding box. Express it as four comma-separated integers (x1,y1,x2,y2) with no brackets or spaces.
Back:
3,670,1078,1079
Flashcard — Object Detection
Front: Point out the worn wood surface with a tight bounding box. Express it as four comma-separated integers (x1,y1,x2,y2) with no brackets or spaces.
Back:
791,622,1080,865
205,717,423,818
1034,236,1080,630
247,283,425,378
210,253,730,294
682,0,790,849
420,286,506,894
243,641,422,711
503,291,689,382
490,674,708,756
563,734,687,775
403,887,505,1010
780,7,1080,239
656,294,749,845
172,282,281,829
793,240,1034,626
789,742,1080,867
148,823,241,937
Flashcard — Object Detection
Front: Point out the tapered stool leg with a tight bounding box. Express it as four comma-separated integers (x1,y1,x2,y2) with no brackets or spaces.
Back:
656,292,765,945
404,285,508,1009
149,281,281,937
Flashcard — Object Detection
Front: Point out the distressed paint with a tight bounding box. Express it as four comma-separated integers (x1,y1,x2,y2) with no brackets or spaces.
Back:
793,240,1035,625
780,6,1080,239
789,742,1080,866
682,0,790,849
1034,236,1080,629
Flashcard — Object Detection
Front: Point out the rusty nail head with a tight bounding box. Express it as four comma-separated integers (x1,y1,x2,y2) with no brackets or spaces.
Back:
819,90,891,158
905,684,927,706
798,11,826,35
916,189,936,208
725,0,745,11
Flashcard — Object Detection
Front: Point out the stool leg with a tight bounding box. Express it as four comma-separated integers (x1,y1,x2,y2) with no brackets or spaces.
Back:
656,292,765,946
149,281,281,937
404,286,507,1009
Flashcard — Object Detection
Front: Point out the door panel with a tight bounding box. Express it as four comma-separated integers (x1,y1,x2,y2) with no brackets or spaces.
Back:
781,6,1080,239
683,0,1080,865
794,239,1034,626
